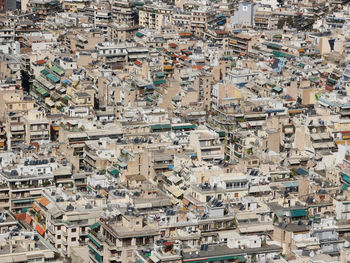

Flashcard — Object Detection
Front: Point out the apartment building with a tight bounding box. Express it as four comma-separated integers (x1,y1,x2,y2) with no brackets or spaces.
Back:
32,188,104,257
88,212,161,263
139,5,172,31
189,128,224,161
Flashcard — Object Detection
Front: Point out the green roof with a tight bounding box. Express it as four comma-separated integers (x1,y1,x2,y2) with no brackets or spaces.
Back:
47,73,60,83
90,222,101,230
136,32,144,37
290,209,307,217
153,79,166,85
40,69,49,76
151,124,171,130
155,72,164,78
273,34,282,38
51,65,64,76
146,97,153,102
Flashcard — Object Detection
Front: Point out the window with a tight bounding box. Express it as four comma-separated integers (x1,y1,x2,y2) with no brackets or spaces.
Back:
57,235,61,239
72,228,76,233
71,237,76,242
57,226,61,230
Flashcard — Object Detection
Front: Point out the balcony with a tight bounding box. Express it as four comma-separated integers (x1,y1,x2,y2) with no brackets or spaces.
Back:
62,237,68,246
0,194,9,199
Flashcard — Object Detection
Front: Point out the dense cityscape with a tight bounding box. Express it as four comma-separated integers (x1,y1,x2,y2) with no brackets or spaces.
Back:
0,0,349,262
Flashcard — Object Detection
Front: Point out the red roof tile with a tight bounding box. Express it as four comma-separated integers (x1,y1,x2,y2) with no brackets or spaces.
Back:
134,60,142,66
36,59,46,65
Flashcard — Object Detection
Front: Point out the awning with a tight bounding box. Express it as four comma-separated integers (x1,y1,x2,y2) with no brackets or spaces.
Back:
12,255,27,262
164,65,173,70
167,185,183,198
25,214,32,225
35,225,45,236
46,99,55,107
153,79,166,85
155,72,164,78
35,86,49,97
273,86,282,93
341,172,350,184
88,234,102,248
172,124,196,130
266,42,282,50
46,73,60,83
40,69,49,76
133,1,144,6
32,203,40,212
108,167,119,176
13,199,33,204
182,198,190,206
151,124,171,130
291,209,307,217
327,78,336,85
149,254,160,263
296,167,308,176
62,79,72,86
51,65,64,76
284,181,298,188
90,222,101,230
249,185,271,193
38,197,50,207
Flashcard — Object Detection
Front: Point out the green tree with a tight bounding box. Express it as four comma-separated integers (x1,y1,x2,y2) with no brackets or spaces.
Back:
20,70,30,92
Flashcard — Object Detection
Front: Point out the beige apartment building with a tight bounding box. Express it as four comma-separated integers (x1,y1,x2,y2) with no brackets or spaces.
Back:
88,213,161,263
24,109,50,144
189,129,224,161
139,5,172,31
32,188,103,257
